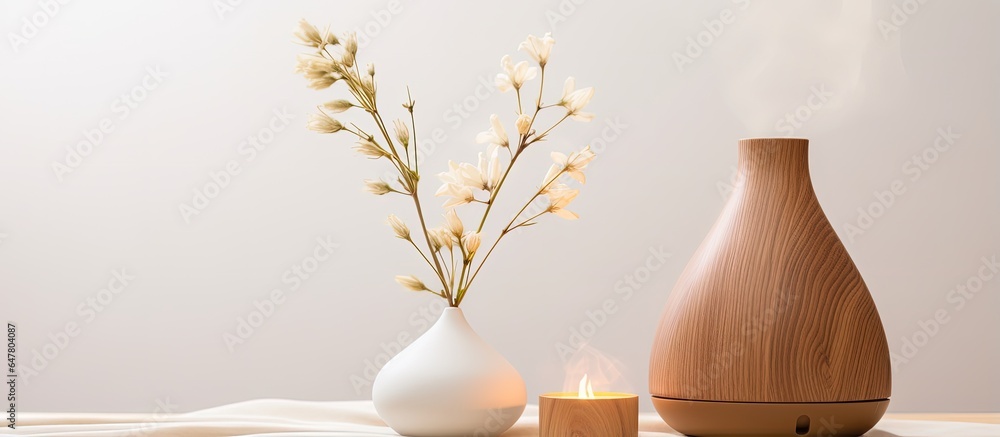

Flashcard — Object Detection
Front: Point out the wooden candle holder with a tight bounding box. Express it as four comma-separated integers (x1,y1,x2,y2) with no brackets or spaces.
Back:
539,393,638,437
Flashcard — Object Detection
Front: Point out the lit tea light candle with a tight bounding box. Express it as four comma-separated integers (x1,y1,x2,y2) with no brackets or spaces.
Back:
539,374,638,437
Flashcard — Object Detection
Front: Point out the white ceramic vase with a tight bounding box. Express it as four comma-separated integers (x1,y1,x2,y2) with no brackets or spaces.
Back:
372,307,526,437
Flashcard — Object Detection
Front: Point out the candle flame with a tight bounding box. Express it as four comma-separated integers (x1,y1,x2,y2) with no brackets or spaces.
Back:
578,374,595,399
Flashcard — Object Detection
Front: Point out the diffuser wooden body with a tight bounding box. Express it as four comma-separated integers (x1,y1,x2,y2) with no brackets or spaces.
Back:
649,138,891,437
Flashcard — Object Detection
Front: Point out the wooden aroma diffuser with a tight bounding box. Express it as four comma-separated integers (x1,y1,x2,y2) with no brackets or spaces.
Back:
649,138,891,436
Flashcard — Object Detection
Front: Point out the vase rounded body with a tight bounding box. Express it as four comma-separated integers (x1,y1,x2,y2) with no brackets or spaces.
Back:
373,307,526,437
649,138,891,436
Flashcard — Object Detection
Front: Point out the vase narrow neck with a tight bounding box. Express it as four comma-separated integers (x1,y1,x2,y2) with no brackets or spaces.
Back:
736,138,812,193
435,307,471,329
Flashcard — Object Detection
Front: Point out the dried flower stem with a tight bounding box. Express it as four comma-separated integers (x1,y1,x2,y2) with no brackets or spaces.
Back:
456,68,579,305
316,45,455,302
524,66,547,148
298,24,594,307
411,191,453,303
363,83,451,301
457,167,568,305
471,68,547,231
406,87,418,173
407,239,437,283
529,113,570,144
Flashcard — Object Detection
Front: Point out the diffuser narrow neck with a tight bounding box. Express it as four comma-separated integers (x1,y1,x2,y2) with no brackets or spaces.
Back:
736,138,812,193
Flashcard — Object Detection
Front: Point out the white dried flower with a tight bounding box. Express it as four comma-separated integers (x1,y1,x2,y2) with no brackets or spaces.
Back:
519,33,555,66
308,113,343,133
475,114,509,149
546,184,580,220
559,77,595,121
558,77,576,105
477,150,502,191
430,227,453,251
354,140,388,159
394,119,410,147
366,63,375,77
540,163,563,191
463,232,481,254
439,160,486,192
295,54,340,89
363,179,392,195
515,114,531,135
427,228,443,251
361,75,374,95
551,145,596,183
435,182,476,208
395,275,428,292
444,209,464,238
343,32,358,55
294,19,337,49
387,214,410,240
323,99,354,113
293,20,322,47
495,55,537,92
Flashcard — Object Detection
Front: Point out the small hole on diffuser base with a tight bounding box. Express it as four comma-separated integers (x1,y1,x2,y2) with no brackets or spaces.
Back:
795,415,810,435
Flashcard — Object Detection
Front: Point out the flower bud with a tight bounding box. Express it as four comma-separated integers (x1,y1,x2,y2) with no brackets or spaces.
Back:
394,119,410,147
444,209,464,238
395,275,428,292
344,33,358,55
354,140,388,159
323,99,353,113
307,113,343,133
432,228,453,251
364,179,392,195
516,114,531,135
387,214,410,240
463,232,481,254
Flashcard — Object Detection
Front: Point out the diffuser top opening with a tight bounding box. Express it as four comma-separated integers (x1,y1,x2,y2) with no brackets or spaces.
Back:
738,137,809,143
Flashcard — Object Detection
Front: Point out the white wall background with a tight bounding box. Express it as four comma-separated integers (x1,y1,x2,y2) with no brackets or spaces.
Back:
2,0,998,414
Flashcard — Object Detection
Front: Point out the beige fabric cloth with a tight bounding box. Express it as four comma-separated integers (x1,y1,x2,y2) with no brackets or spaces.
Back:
4,399,999,436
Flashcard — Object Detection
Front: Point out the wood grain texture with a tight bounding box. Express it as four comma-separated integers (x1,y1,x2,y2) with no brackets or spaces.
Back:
539,394,638,437
649,138,891,403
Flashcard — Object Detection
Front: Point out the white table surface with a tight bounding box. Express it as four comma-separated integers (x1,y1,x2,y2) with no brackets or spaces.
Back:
4,399,1000,436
